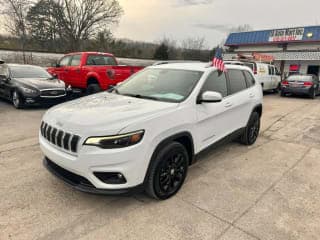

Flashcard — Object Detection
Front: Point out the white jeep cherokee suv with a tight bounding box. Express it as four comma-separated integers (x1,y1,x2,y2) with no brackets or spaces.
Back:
40,63,263,200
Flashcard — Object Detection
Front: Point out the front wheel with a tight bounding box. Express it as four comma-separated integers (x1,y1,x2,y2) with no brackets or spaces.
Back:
12,90,24,109
146,142,189,200
240,112,261,145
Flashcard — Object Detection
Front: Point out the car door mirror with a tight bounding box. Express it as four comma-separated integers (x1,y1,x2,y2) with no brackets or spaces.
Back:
199,91,223,103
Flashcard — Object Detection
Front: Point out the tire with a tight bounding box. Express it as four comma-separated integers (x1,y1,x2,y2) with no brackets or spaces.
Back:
12,90,24,109
273,83,280,93
309,88,316,99
145,142,189,200
86,83,101,95
280,90,286,97
240,112,261,146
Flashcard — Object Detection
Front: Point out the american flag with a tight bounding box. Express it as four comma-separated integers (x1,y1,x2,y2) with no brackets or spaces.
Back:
212,48,227,72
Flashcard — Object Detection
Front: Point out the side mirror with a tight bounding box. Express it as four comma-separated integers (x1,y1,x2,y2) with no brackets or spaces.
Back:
199,91,223,103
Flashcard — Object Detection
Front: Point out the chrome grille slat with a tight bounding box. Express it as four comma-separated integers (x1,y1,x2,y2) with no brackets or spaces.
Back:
40,121,80,154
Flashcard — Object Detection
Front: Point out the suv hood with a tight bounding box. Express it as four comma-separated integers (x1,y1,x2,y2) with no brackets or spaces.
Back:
43,92,179,136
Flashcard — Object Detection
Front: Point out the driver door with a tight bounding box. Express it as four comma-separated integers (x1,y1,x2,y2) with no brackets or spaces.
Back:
55,56,72,84
195,71,231,151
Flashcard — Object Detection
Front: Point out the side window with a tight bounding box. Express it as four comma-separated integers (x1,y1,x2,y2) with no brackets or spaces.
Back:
243,71,255,87
86,55,117,66
70,55,81,66
59,56,71,67
201,71,228,97
227,69,248,94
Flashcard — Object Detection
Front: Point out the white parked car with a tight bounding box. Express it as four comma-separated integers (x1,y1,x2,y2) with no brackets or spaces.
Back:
226,61,281,91
39,63,263,200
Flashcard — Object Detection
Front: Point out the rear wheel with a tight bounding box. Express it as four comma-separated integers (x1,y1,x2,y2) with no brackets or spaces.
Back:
146,142,189,200
240,112,260,145
12,90,24,109
86,83,101,95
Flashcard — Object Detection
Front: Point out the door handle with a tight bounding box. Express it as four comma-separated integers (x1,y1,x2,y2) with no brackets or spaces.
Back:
249,93,255,98
224,102,233,108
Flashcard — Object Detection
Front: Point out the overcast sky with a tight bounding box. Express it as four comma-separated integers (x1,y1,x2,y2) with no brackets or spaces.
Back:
115,0,320,48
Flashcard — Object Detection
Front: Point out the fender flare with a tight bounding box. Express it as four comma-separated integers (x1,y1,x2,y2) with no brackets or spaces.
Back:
143,131,195,185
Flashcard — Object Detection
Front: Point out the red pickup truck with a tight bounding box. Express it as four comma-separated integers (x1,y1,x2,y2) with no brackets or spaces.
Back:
47,52,144,94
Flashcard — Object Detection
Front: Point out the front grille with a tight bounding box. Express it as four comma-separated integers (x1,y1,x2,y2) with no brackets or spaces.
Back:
40,89,66,97
41,121,80,153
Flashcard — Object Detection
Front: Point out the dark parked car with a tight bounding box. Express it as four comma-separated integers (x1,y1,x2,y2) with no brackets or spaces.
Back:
280,74,320,99
0,63,69,108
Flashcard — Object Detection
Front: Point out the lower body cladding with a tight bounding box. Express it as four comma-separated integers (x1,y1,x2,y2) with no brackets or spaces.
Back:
39,135,149,195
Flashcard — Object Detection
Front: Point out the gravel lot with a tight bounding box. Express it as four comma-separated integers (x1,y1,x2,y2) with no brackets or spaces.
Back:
1,94,320,240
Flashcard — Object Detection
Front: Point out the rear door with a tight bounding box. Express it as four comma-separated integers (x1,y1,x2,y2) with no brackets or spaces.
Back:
83,54,118,88
225,69,253,130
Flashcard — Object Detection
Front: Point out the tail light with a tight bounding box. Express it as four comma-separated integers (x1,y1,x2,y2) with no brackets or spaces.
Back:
253,68,257,75
303,81,313,86
281,80,289,86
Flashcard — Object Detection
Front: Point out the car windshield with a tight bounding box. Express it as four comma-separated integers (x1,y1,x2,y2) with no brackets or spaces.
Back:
116,68,203,103
10,65,52,79
288,75,313,81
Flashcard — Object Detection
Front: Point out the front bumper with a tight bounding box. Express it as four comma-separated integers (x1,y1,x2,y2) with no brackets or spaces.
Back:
43,157,143,195
39,133,151,194
23,95,67,105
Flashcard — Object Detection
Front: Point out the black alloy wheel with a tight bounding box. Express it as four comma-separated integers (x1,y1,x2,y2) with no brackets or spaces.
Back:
146,142,189,200
240,112,260,145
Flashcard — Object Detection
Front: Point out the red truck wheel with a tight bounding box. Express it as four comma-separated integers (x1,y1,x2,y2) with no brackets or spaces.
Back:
87,84,101,95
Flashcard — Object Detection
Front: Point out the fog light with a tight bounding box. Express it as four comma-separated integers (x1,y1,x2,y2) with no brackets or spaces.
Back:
94,172,127,184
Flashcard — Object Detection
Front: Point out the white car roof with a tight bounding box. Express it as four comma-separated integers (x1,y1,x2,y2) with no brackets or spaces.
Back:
150,62,253,73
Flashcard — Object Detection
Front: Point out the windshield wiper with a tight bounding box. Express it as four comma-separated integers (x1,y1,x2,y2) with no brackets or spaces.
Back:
123,93,160,101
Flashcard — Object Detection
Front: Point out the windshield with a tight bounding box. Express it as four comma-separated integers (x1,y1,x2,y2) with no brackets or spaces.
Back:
10,65,52,79
287,75,313,81
116,68,203,103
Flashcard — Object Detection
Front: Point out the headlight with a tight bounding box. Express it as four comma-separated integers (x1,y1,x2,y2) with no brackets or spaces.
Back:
20,87,37,94
84,130,144,149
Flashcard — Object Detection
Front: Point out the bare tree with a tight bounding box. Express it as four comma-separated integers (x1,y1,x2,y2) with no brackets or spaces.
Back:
53,0,123,51
1,0,32,63
181,37,207,60
181,37,207,51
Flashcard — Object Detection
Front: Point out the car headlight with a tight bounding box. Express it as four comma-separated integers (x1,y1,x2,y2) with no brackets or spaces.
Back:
20,87,38,94
84,130,145,149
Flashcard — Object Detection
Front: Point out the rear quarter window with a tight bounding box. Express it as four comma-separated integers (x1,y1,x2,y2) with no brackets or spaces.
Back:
243,71,256,87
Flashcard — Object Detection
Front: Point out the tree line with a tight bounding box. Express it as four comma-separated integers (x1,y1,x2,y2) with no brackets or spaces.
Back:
0,0,219,62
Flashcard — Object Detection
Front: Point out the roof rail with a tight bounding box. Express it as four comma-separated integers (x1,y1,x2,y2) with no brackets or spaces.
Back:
152,60,201,66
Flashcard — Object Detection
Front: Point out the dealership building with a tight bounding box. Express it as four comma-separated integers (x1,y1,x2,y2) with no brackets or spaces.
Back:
224,25,320,77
